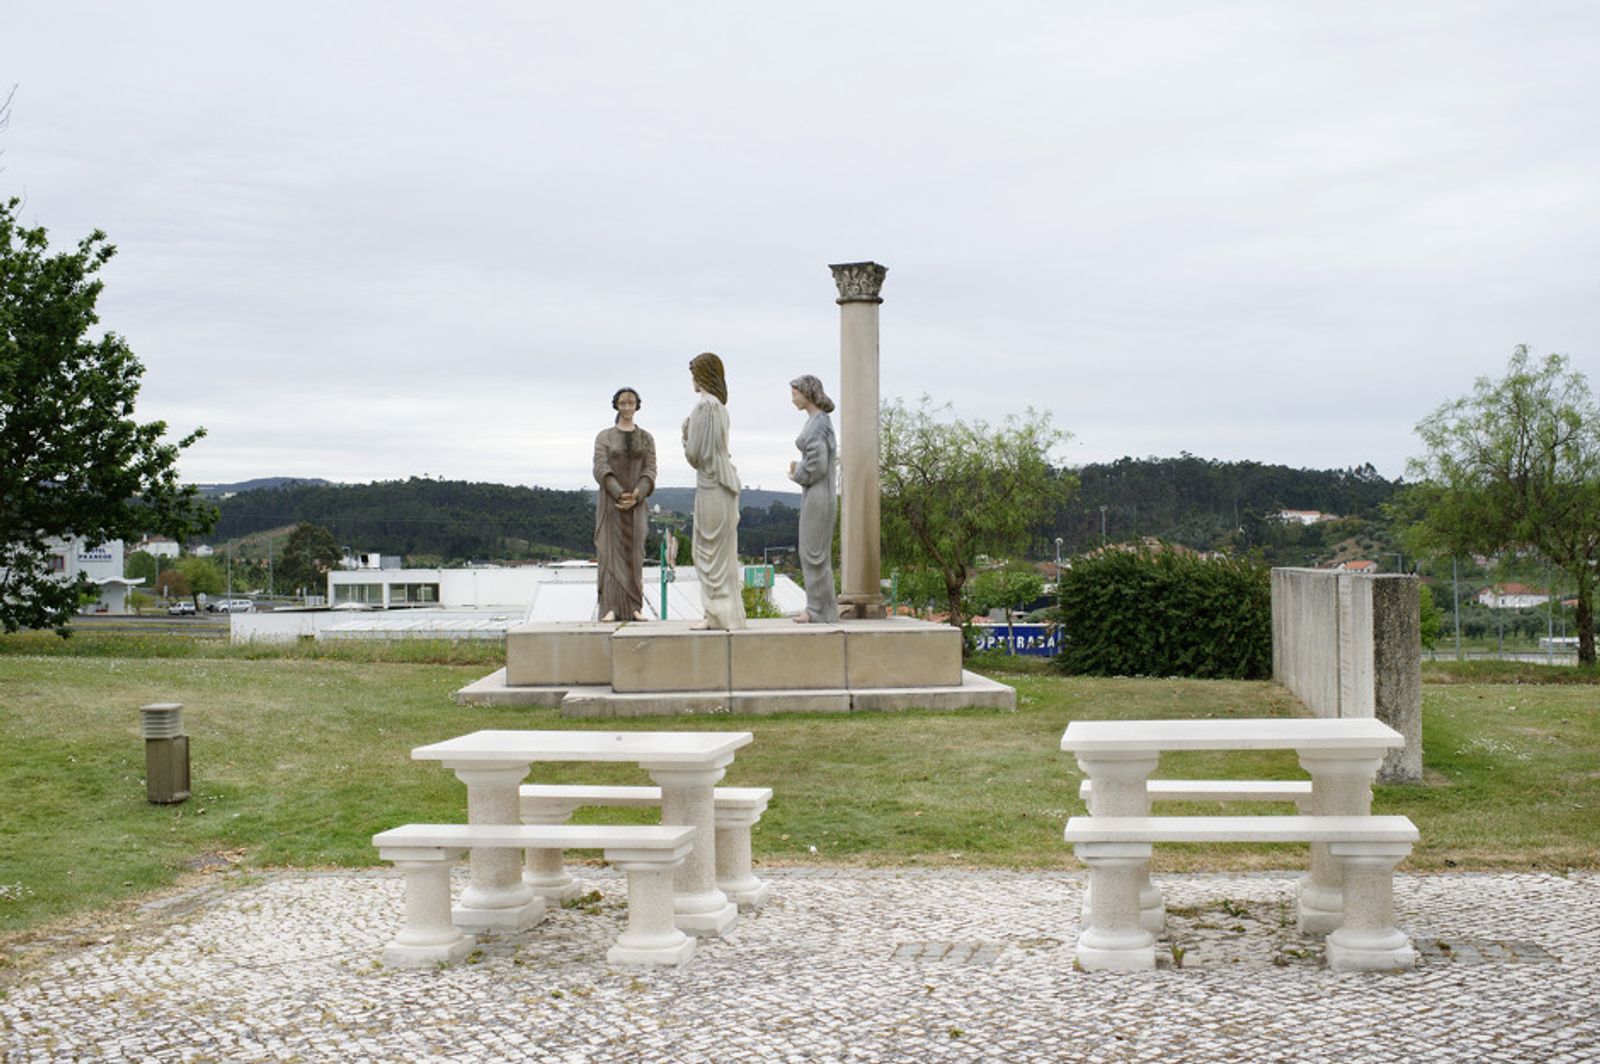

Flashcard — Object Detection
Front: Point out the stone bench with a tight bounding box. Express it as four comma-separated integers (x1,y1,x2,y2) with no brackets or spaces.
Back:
1063,814,1419,973
519,784,773,910
1079,779,1313,808
373,822,697,969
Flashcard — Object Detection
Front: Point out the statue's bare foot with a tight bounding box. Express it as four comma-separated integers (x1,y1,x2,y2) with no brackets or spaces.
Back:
690,619,710,630
793,613,812,624
600,611,616,622
633,610,648,621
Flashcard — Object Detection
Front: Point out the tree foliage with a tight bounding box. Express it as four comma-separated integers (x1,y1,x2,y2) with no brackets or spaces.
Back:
277,522,342,595
880,398,1074,629
0,198,213,633
1055,547,1272,679
175,555,223,605
1395,347,1600,664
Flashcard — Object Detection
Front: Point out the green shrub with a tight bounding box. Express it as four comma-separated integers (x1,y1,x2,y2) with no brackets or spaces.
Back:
1055,547,1271,679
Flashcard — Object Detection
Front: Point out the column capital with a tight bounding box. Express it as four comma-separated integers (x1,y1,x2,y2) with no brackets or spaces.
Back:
830,261,887,304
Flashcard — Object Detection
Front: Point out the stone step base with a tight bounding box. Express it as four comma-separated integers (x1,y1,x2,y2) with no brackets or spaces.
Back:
505,617,964,692
453,667,1016,716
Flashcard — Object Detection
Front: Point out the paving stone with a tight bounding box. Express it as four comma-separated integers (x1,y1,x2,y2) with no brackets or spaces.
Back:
0,869,1597,1061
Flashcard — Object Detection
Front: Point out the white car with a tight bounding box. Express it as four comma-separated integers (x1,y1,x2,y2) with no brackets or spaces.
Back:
208,599,255,614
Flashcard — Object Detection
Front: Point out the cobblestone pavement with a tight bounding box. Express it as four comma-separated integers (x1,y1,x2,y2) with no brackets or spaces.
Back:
3,868,1598,1062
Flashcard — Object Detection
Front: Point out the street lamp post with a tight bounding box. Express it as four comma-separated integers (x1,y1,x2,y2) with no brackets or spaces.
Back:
1054,537,1063,598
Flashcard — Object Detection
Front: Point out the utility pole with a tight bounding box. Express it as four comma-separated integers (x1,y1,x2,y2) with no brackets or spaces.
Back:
1452,557,1462,661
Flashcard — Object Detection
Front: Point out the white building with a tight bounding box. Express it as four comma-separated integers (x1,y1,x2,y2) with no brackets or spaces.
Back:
131,535,181,559
45,538,141,613
231,562,805,643
1476,583,1551,609
1274,509,1338,525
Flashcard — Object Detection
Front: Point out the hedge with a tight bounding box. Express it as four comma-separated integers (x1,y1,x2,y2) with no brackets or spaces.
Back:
1055,547,1271,679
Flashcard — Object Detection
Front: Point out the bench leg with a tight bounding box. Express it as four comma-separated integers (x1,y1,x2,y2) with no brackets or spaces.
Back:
521,804,584,902
1077,754,1165,932
452,765,544,931
1297,752,1381,934
606,858,696,968
714,807,770,911
1073,842,1157,971
1325,842,1415,971
379,849,476,968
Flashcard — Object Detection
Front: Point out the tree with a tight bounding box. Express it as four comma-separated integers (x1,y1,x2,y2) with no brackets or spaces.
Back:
880,397,1074,629
1,198,213,634
124,549,159,585
277,522,342,595
966,565,1046,655
1396,347,1600,665
175,555,223,608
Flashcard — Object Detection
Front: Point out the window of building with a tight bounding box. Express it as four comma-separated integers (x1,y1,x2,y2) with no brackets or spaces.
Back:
387,582,440,606
333,582,384,605
49,555,67,572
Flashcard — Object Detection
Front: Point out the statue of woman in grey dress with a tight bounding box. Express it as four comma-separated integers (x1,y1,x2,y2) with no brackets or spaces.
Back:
682,353,747,630
787,374,838,624
593,387,656,621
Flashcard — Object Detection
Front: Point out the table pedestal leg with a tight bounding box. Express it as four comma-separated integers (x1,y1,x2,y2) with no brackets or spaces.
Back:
1325,842,1415,971
450,763,544,931
1296,751,1381,934
1077,752,1164,932
380,849,476,968
646,760,738,937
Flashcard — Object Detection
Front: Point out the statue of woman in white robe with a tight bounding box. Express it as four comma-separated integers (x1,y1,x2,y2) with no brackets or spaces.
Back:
787,374,838,624
682,352,747,630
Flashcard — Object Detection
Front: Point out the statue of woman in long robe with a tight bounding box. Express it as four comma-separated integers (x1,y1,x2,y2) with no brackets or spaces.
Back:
593,387,656,622
787,374,838,624
682,353,747,631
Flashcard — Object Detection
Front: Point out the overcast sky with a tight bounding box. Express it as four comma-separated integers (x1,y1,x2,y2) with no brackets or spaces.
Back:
4,3,1596,493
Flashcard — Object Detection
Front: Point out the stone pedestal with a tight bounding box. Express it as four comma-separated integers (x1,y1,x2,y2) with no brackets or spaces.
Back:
647,760,739,937
380,850,478,968
1295,751,1382,934
1072,843,1158,971
465,618,1015,717
449,763,545,931
1076,752,1165,933
1325,842,1416,971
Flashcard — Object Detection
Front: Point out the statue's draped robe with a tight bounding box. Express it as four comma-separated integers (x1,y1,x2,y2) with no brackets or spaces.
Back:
789,410,838,623
684,394,746,630
593,425,656,620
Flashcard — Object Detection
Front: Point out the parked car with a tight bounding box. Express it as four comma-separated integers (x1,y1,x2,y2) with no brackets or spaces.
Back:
207,599,255,614
167,601,196,615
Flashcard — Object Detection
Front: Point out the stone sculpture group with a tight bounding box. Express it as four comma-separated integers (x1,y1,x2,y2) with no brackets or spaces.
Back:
593,353,838,630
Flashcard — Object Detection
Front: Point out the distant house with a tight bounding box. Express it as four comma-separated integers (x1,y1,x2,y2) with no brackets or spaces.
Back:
132,535,181,559
1477,583,1551,609
1335,559,1377,573
1275,510,1338,525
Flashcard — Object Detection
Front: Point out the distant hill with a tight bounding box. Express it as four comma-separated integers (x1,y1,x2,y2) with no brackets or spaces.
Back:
198,477,333,497
651,487,801,514
210,478,594,561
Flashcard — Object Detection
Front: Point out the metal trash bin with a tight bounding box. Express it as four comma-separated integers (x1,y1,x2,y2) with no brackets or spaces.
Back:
139,702,190,804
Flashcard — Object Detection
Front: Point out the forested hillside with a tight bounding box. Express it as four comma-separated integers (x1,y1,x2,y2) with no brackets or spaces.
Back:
1049,455,1401,561
210,479,596,560
202,456,1402,567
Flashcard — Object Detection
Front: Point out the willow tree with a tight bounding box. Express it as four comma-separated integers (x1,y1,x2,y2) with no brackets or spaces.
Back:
1398,347,1600,665
880,397,1073,629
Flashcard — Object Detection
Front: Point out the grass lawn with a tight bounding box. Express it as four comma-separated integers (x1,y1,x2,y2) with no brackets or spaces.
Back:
1,642,1596,937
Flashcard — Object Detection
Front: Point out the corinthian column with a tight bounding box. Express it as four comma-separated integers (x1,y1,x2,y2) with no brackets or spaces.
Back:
830,261,887,620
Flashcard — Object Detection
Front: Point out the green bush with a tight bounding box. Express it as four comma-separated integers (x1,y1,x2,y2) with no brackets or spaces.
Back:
1055,547,1271,679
